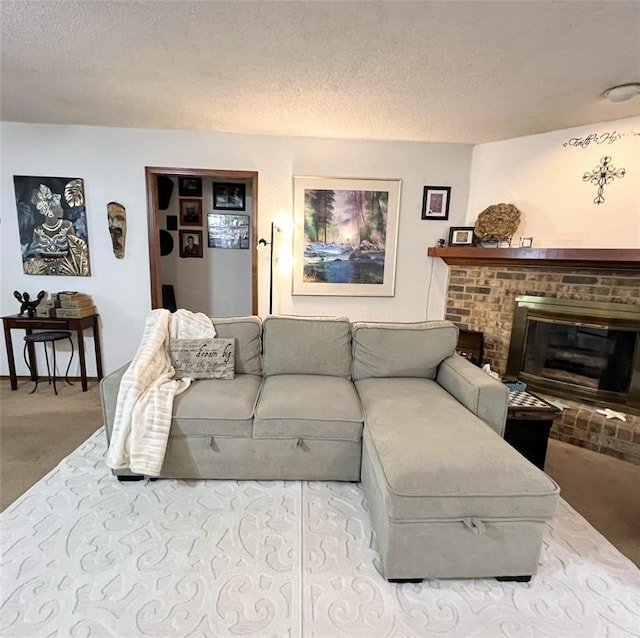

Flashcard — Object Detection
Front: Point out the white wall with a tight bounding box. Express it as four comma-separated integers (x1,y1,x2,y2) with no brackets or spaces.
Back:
466,116,640,247
208,183,253,317
1,123,472,375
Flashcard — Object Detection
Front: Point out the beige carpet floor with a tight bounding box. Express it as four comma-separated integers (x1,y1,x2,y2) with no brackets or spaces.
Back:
1,377,639,568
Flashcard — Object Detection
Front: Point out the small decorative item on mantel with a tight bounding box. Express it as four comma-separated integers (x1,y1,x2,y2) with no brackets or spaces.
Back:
520,237,533,248
474,203,521,247
13,290,46,318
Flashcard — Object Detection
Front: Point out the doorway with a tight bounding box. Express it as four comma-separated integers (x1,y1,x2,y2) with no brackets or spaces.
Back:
145,167,259,314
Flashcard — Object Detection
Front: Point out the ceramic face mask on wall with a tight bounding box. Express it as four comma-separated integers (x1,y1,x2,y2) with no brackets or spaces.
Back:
107,201,126,259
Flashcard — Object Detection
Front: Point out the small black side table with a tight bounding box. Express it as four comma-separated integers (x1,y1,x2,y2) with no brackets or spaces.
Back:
23,331,75,395
3,313,102,391
505,390,560,470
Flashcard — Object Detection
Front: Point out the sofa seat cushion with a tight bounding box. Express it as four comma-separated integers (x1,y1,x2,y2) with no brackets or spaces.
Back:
170,374,263,437
253,374,363,441
356,377,559,521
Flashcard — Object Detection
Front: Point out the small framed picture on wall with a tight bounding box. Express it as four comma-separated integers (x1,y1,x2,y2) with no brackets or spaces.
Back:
207,213,250,249
213,182,246,211
179,198,203,226
448,226,477,247
421,186,451,220
179,230,203,258
178,177,202,197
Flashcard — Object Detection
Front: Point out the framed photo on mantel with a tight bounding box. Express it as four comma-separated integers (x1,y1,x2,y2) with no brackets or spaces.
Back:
448,226,476,247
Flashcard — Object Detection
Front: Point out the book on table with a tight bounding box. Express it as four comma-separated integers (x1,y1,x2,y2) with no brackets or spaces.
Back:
54,305,97,318
34,305,97,318
53,291,93,303
55,298,94,309
34,292,95,318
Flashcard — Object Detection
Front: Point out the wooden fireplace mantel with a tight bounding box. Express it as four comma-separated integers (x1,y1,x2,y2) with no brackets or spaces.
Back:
426,247,640,270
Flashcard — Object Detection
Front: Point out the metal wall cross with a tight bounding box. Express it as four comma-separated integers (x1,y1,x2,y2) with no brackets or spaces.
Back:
582,155,626,205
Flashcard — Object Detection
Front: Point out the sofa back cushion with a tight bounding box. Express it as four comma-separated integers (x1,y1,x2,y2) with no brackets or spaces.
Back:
351,320,458,380
210,316,262,375
262,316,351,378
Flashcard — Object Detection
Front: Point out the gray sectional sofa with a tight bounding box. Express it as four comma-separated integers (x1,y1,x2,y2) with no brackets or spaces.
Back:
101,315,559,582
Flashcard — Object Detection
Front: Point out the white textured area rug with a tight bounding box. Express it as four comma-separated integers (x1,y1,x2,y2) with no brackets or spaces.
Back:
1,430,639,638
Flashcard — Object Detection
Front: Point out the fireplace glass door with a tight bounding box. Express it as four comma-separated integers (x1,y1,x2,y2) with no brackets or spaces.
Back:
507,296,640,410
523,319,636,394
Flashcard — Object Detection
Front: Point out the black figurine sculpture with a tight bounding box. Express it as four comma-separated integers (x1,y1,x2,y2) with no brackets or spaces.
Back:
13,290,46,318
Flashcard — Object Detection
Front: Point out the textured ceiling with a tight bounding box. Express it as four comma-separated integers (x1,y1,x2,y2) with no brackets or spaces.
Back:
1,0,639,144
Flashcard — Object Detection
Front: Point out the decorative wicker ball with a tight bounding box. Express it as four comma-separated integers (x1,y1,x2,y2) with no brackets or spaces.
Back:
474,203,521,241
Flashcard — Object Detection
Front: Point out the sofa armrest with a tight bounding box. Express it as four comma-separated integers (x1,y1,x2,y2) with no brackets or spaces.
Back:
436,354,508,436
100,362,130,444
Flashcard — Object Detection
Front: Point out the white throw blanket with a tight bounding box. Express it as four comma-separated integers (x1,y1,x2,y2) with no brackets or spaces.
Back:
106,308,216,476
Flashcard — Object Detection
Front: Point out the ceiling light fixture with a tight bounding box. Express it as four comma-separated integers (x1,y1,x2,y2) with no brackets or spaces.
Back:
602,83,640,103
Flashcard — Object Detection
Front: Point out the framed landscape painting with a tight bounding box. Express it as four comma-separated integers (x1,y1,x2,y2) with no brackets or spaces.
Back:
292,176,401,296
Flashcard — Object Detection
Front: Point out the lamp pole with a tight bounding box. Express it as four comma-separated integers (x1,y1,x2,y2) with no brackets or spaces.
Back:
268,222,274,315
258,222,276,315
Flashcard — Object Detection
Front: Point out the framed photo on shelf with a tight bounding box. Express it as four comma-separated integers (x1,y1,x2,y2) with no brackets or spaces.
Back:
213,182,246,211
448,226,477,247
178,177,202,197
179,230,203,258
179,198,203,226
421,186,451,220
207,213,250,249
292,175,401,297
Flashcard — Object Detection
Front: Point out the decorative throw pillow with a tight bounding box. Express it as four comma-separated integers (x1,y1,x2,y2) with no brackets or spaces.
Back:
169,338,235,380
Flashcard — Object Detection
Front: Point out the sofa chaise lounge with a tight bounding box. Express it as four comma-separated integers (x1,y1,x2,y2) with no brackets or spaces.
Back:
101,315,559,582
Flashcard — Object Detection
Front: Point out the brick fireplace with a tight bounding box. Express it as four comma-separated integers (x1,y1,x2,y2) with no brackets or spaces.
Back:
429,247,640,465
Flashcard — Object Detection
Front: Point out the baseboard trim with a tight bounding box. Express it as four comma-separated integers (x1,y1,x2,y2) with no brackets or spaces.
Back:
1,375,100,382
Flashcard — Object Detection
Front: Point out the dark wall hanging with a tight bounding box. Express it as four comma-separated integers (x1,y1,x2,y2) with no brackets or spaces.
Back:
157,175,174,210
159,229,174,256
582,156,626,205
166,215,178,231
13,176,91,276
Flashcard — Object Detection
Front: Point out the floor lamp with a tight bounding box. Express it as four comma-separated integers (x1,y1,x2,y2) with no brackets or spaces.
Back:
258,222,277,315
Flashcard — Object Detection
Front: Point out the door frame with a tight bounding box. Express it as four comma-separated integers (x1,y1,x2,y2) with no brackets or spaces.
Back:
145,167,259,313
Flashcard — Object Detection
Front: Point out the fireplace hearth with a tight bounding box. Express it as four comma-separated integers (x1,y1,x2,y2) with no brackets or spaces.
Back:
506,296,640,412
439,260,640,465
